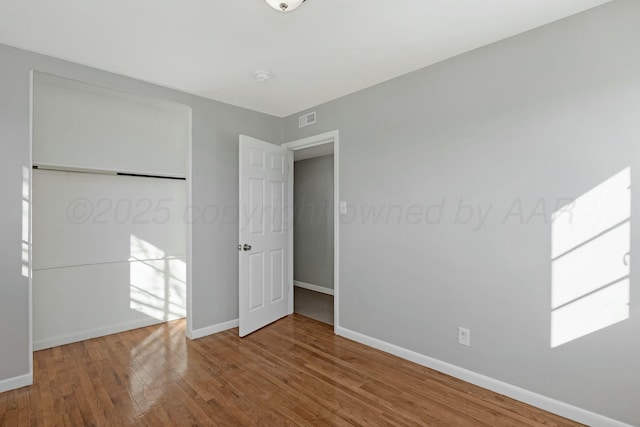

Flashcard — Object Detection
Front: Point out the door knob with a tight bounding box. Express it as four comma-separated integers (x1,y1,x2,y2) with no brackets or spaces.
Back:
243,244,252,251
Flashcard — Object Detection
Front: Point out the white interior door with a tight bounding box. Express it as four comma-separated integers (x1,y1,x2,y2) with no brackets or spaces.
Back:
239,135,290,337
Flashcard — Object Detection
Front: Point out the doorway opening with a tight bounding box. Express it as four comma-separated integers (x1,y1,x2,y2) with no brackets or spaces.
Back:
292,147,334,325
284,130,339,331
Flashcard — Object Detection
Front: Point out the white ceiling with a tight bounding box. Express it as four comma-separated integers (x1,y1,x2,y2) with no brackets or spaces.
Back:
0,0,612,117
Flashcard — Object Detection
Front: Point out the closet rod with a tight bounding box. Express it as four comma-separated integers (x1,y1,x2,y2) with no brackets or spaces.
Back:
117,172,186,181
32,165,186,181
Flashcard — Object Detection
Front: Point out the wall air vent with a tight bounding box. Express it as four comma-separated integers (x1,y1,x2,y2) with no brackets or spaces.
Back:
299,111,317,128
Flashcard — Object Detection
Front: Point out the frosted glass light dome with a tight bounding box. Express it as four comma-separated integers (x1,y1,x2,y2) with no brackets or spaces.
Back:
264,0,306,12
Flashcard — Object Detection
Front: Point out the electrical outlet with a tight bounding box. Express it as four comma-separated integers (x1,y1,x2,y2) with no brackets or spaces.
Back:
458,327,471,346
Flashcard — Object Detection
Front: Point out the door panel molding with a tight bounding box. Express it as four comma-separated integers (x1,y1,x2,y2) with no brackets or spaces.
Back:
239,135,290,337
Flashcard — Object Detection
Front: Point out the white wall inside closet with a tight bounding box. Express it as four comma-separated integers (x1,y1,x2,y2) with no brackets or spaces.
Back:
32,72,190,350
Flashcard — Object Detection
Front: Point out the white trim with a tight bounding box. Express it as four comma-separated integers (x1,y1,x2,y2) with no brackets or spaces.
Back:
188,319,239,339
28,70,34,383
337,326,632,427
333,134,340,333
34,318,164,351
0,373,33,394
186,106,194,340
294,280,335,296
283,129,340,334
286,147,295,316
284,130,337,151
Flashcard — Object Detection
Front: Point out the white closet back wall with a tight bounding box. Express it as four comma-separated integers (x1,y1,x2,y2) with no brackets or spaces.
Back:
32,72,190,350
33,73,188,176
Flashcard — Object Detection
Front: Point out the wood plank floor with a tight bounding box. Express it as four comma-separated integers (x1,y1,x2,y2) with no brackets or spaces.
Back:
0,314,583,426
294,287,334,325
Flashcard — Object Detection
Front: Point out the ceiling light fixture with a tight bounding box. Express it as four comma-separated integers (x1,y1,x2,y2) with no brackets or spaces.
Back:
264,0,306,13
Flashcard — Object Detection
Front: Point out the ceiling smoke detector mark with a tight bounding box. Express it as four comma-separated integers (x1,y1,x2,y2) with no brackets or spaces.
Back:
299,111,316,128
254,70,272,82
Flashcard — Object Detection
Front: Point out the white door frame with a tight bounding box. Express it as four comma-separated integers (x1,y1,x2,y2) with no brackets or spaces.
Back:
283,130,340,333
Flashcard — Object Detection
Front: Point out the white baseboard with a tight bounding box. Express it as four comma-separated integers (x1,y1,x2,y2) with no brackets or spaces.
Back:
34,318,163,351
189,319,239,340
294,280,334,296
336,326,632,427
0,373,33,394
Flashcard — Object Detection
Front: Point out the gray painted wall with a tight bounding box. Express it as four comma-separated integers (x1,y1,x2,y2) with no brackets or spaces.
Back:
0,43,281,384
283,1,640,424
2,1,639,423
294,155,334,290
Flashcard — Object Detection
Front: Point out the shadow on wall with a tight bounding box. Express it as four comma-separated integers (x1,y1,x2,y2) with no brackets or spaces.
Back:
130,235,186,322
551,168,631,348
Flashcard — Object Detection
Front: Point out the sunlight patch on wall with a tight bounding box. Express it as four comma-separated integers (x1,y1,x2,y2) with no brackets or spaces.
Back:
129,235,186,322
22,166,30,278
551,168,631,348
